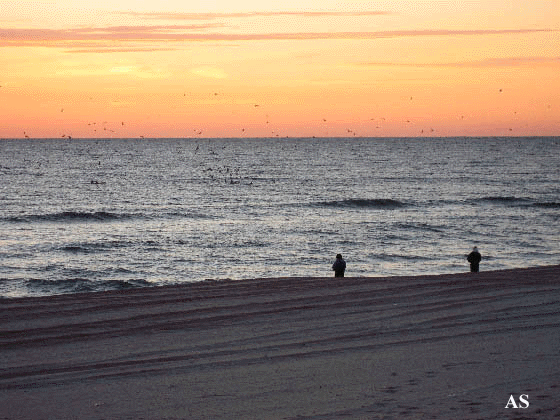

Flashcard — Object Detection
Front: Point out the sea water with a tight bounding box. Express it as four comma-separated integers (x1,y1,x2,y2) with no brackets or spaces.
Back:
1,137,559,297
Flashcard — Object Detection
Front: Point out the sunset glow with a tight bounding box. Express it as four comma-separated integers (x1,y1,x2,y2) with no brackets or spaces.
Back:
1,0,559,138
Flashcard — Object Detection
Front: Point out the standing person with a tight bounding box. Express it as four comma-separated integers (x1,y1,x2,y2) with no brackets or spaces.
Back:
332,254,346,277
467,246,482,273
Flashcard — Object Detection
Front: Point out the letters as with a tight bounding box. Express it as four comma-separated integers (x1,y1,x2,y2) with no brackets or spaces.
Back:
505,394,529,409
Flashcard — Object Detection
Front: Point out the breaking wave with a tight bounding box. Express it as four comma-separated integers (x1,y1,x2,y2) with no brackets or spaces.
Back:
3,210,212,223
479,196,531,204
24,278,154,295
315,199,407,209
5,211,130,223
476,197,560,208
533,202,560,208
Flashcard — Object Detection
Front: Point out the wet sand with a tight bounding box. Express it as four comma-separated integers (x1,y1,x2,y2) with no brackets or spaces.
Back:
1,265,559,419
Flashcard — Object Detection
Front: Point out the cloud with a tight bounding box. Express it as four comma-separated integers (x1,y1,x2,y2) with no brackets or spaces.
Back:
358,56,560,68
69,47,180,53
0,27,556,50
220,28,557,40
0,24,222,43
119,11,393,20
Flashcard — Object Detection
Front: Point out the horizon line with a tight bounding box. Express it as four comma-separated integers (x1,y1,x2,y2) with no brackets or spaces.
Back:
2,135,558,140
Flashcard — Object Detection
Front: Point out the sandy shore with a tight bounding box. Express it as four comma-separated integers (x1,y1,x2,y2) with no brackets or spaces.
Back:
1,265,559,419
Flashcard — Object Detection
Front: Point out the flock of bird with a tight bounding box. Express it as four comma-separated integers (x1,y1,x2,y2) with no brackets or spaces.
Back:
8,87,549,139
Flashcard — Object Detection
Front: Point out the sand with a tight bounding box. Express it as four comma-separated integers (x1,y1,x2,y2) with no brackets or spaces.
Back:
1,265,559,419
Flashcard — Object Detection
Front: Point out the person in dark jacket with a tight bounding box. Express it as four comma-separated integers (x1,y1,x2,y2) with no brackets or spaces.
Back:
332,254,346,277
467,246,482,272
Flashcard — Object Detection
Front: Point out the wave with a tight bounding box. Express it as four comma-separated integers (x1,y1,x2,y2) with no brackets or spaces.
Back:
5,211,130,223
394,222,445,233
315,199,407,209
479,196,531,204
476,197,560,209
2,210,213,223
533,202,560,208
377,253,433,262
60,240,133,254
25,278,154,295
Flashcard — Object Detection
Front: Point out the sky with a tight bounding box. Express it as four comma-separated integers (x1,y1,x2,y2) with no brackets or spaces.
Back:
0,0,559,138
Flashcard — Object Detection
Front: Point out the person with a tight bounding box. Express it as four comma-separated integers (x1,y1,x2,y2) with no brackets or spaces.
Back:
332,254,346,277
467,246,482,273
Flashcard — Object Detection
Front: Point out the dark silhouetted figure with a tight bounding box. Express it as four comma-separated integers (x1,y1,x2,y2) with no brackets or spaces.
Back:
467,246,482,273
332,254,346,277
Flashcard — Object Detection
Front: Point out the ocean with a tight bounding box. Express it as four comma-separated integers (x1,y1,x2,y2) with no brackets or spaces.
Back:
1,137,559,298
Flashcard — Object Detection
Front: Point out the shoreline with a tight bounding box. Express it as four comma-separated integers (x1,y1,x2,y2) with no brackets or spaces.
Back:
4,263,560,302
1,265,559,419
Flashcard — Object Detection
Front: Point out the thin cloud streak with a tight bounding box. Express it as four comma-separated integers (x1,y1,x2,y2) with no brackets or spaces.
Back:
358,56,560,68
68,47,181,53
0,24,222,42
119,10,393,20
0,27,556,49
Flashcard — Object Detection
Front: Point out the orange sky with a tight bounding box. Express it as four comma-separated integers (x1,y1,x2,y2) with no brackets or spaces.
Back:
1,0,559,138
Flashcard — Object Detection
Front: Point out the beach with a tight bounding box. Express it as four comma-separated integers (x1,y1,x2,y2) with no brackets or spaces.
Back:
1,265,559,419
